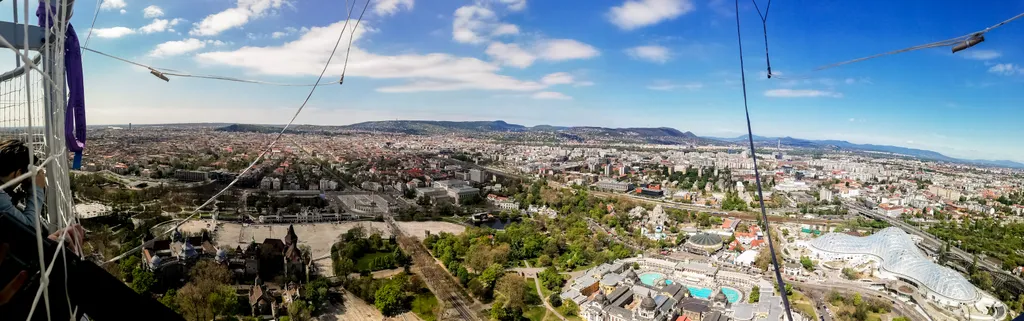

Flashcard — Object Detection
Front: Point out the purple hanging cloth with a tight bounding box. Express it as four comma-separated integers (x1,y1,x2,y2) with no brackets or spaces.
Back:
37,2,86,168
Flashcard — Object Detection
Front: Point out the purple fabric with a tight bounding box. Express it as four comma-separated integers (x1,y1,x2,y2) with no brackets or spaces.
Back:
37,3,86,153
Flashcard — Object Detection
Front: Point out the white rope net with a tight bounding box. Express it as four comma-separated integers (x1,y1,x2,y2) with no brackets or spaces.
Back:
0,1,79,320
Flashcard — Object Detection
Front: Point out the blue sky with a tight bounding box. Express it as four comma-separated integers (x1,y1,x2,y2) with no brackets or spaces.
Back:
1,0,1023,161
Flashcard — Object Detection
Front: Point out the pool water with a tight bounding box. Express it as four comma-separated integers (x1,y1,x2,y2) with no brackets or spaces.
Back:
639,272,665,286
687,286,713,299
721,287,741,303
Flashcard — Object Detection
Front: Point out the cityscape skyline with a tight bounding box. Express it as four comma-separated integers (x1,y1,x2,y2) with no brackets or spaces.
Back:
1,0,1022,161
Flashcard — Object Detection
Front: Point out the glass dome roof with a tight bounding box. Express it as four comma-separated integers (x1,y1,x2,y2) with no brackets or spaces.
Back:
809,227,978,302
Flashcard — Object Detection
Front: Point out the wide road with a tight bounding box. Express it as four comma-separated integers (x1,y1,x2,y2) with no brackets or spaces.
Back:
845,202,1024,288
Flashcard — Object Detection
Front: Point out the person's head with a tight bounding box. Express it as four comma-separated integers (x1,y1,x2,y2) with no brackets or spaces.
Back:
0,140,30,183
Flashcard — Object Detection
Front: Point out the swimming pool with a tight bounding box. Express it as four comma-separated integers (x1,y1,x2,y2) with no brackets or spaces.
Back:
721,287,741,303
687,286,713,299
639,272,666,286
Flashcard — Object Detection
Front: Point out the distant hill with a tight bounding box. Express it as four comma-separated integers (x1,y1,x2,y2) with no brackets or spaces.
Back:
216,124,302,134
186,121,1022,169
341,120,715,145
340,120,526,135
709,134,1024,168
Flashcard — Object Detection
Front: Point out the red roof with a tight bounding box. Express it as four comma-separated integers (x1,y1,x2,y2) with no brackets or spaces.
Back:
750,239,765,248
676,316,693,321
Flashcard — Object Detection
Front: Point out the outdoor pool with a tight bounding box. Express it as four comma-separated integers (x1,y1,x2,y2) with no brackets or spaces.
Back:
687,286,713,299
721,287,741,303
639,272,666,286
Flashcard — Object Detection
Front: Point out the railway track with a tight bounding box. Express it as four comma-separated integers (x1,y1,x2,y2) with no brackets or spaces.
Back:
387,218,482,321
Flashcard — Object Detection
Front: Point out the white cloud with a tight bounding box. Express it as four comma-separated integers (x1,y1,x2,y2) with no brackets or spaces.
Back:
960,49,1001,61
270,27,300,39
374,0,414,16
844,78,855,85
540,72,575,85
574,81,595,87
626,45,670,63
453,5,514,44
532,91,572,100
486,39,598,68
120,9,127,14
647,80,701,91
492,24,520,36
535,39,600,61
497,0,527,11
141,18,183,34
848,118,856,122
486,42,536,68
101,0,126,10
91,27,136,38
149,38,207,57
608,0,695,30
988,63,1022,76
143,5,164,18
197,20,559,93
764,89,842,98
191,0,288,36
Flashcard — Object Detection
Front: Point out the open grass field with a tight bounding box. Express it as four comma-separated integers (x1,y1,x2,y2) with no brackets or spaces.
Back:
354,252,396,272
411,293,438,321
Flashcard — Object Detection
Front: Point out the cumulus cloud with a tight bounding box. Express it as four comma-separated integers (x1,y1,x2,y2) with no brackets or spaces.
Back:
101,0,126,10
150,38,207,57
540,72,575,85
531,91,572,100
452,5,518,44
91,27,135,38
141,18,183,34
191,0,288,36
374,0,414,16
960,49,1001,61
492,24,520,36
764,89,842,98
197,20,570,94
270,27,300,39
626,45,670,63
143,5,165,18
988,63,1022,76
497,0,527,11
485,39,599,68
608,0,695,30
486,42,536,68
535,39,600,61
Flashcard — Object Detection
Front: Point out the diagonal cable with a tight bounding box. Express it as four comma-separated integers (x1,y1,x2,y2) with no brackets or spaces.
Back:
734,0,795,320
106,0,373,264
818,11,1024,70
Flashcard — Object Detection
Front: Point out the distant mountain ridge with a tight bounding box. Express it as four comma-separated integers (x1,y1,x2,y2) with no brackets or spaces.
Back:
713,135,1024,169
207,121,1023,169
